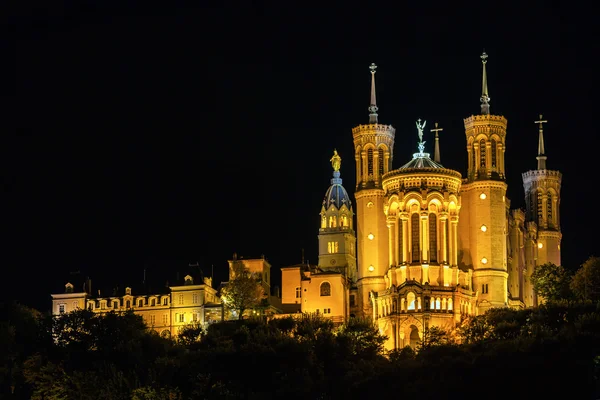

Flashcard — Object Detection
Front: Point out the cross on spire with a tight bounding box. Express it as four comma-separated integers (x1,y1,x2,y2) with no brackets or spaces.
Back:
368,63,379,123
535,114,548,169
480,51,491,114
431,122,443,163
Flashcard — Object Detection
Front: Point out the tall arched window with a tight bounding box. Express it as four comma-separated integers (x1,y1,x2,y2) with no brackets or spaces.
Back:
471,145,476,173
398,217,404,264
411,213,420,263
479,139,486,168
547,192,553,227
491,139,497,168
320,282,331,296
537,192,543,223
378,148,384,176
429,213,437,262
321,215,326,228
407,292,416,310
367,148,374,176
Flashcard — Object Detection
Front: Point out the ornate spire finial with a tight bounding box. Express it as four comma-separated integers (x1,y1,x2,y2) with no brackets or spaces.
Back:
416,119,426,154
480,51,491,115
431,122,443,163
535,114,548,169
368,63,378,124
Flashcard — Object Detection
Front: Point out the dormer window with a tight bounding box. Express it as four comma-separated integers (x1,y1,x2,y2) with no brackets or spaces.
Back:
184,275,193,285
65,283,74,293
125,287,132,295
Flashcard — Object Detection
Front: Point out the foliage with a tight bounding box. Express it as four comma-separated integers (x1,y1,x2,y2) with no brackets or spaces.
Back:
571,256,600,301
176,322,204,347
530,262,573,301
221,264,266,319
418,326,449,350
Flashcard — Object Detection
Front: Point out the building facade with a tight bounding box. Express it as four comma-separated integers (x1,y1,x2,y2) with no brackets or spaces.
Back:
279,54,562,350
51,275,222,337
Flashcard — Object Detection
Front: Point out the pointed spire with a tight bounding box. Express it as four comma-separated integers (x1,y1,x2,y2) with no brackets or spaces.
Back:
535,114,548,170
368,63,378,123
431,122,443,163
480,51,491,114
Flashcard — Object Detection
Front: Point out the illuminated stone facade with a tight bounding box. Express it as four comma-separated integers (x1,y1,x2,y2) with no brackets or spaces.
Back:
280,56,563,350
51,275,222,338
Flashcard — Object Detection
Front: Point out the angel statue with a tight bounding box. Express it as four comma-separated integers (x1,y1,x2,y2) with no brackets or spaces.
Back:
330,149,341,172
416,119,426,142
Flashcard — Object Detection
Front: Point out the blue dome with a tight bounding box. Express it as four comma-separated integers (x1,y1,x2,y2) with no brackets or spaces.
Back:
322,171,352,210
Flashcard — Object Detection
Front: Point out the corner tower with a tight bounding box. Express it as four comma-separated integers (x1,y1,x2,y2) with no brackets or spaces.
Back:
352,63,396,316
318,150,357,282
460,52,509,313
522,115,562,303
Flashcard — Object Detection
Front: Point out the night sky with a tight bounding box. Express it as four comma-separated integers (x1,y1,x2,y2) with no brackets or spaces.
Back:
6,2,598,311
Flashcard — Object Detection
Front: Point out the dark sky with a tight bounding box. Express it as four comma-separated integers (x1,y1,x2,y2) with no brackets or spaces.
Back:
5,2,598,311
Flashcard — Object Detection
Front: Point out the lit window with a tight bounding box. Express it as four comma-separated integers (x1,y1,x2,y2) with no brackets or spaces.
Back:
179,294,184,305
480,225,487,232
320,282,331,296
178,314,184,323
150,315,156,325
479,193,487,200
58,304,65,314
407,292,416,310
481,257,488,264
192,294,199,304
295,287,301,298
328,241,339,253
162,314,168,325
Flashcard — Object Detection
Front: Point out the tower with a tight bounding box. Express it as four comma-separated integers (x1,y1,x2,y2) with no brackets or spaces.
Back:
460,52,509,312
522,115,562,304
353,63,395,316
318,150,357,282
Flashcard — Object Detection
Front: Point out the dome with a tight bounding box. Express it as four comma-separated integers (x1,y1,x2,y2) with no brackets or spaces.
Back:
322,171,352,210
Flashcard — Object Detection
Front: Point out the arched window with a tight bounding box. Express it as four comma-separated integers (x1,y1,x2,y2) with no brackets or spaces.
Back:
471,145,476,173
547,192,553,227
429,213,437,262
329,216,337,228
367,148,374,176
537,191,543,222
378,148,384,176
447,298,453,311
398,217,404,264
126,300,131,308
138,299,143,307
320,282,331,296
321,215,326,228
411,213,420,262
407,292,416,310
479,139,486,168
151,298,156,306
491,139,497,168
435,298,441,310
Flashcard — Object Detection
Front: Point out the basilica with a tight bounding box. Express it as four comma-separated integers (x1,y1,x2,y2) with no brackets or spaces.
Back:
278,53,562,350
51,54,562,351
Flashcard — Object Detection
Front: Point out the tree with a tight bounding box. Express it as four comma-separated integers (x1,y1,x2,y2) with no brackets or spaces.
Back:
571,256,600,302
221,264,266,320
530,262,572,302
418,326,449,350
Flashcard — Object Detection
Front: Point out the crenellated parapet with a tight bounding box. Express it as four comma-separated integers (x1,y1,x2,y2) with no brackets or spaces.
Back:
463,114,508,136
522,169,562,184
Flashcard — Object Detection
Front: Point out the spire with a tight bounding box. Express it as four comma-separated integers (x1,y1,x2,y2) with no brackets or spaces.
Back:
535,114,548,170
431,122,443,163
480,51,490,115
368,63,378,123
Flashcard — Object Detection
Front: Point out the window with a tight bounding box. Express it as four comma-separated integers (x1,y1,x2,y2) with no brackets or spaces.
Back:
192,294,199,304
320,282,331,296
407,292,416,310
73,301,78,309
537,192,543,222
321,215,326,228
162,314,168,325
547,193,553,226
58,304,65,314
179,294,184,305
329,216,337,228
192,312,198,321
429,213,437,262
324,308,331,314
411,213,420,262
328,241,339,254
378,148,384,176
150,315,156,325
482,284,489,294
295,287,301,299
479,139,486,168
126,300,131,308
138,299,143,307
163,297,168,306
178,313,184,323
435,298,441,310
350,294,356,307
113,301,118,309
367,148,374,176
151,298,156,306
491,139,497,168
100,301,106,310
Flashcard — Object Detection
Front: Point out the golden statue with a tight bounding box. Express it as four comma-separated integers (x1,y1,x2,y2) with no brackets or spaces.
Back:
330,149,341,172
